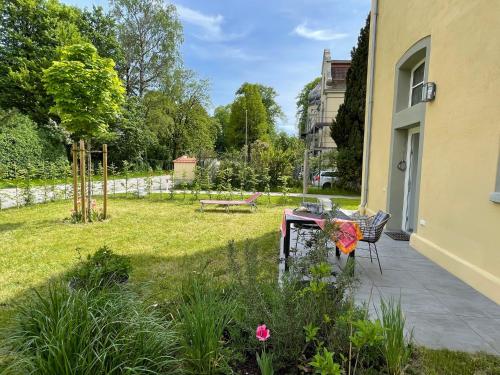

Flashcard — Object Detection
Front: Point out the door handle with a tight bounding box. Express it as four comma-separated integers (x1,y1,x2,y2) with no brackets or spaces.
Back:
397,160,407,171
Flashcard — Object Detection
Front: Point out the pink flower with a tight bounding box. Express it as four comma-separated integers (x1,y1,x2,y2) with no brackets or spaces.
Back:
256,324,270,341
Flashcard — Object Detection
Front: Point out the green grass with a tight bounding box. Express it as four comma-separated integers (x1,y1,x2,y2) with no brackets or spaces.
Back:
1,195,499,373
411,348,500,374
0,194,360,330
289,185,360,196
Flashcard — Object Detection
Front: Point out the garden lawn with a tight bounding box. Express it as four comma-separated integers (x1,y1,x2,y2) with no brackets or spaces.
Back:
0,194,359,330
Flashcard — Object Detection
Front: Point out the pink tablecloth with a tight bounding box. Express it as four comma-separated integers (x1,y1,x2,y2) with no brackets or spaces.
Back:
281,209,363,254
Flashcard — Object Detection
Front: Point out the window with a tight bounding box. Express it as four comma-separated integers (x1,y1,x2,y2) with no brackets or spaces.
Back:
321,172,336,177
409,61,425,106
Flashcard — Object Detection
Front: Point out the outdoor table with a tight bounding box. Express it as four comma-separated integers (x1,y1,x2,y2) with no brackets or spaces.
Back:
280,209,362,271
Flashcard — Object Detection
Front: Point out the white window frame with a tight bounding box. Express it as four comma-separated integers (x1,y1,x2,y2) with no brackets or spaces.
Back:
402,127,421,231
408,59,426,107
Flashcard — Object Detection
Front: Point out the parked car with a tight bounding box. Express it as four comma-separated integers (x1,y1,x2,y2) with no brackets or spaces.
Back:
312,170,338,189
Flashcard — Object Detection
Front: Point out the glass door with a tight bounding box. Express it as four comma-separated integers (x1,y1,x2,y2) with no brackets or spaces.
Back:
402,128,420,232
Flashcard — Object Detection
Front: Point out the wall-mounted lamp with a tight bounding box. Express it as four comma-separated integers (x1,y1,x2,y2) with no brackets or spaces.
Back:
422,82,436,102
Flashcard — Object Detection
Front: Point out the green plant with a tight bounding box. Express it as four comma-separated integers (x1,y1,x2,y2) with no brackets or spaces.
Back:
0,110,67,179
109,163,117,195
261,167,271,204
144,167,153,196
247,166,258,192
380,298,412,375
278,173,290,203
192,168,202,201
169,171,176,200
223,167,233,200
122,160,131,196
205,169,213,199
18,164,35,206
156,165,164,197
256,350,274,375
223,240,354,372
62,162,72,199
309,347,341,375
49,162,58,201
238,166,245,199
67,246,131,290
178,274,234,374
350,318,384,373
3,283,180,374
41,161,50,203
181,171,188,201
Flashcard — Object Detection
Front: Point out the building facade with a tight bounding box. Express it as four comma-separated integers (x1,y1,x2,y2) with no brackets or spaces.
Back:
302,50,350,157
361,0,500,303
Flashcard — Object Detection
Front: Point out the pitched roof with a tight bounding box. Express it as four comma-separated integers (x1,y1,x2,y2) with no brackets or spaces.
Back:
173,155,197,163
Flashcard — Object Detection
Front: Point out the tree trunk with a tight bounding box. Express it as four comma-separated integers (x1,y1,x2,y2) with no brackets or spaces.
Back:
87,139,92,219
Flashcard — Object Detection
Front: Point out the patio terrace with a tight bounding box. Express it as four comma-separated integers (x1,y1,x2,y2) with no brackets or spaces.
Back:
279,227,500,355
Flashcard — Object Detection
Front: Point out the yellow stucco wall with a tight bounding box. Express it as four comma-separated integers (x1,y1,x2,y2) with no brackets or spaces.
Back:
363,1,500,302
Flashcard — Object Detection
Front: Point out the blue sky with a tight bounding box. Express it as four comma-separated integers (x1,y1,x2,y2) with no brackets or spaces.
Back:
62,0,370,134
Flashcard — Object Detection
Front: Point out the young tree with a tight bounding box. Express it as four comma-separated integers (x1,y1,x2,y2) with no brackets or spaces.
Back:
43,43,125,139
296,77,321,135
330,15,370,191
43,42,125,218
112,0,183,96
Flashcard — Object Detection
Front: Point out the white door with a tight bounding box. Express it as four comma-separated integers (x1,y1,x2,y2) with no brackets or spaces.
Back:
402,128,420,232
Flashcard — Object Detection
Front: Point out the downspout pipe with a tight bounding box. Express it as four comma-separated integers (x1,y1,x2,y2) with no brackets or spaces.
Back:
360,0,379,211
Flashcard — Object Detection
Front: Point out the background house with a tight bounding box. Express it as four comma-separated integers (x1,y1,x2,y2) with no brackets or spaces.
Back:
361,0,500,303
302,50,350,158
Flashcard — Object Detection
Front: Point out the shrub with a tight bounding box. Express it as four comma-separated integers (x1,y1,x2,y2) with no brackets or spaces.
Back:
67,246,131,289
3,283,180,374
0,110,67,179
177,274,235,374
223,239,358,372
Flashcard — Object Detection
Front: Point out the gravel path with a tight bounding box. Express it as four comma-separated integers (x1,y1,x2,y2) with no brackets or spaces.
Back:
0,175,359,210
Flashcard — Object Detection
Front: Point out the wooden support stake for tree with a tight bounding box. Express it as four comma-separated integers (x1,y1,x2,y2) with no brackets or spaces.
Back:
79,140,87,223
103,144,108,219
72,143,78,213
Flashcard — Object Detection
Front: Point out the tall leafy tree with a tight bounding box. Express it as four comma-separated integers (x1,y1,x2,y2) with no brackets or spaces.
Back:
227,85,269,150
0,0,121,124
236,83,284,132
296,77,321,135
77,6,123,63
43,43,125,140
213,105,231,152
143,68,217,162
108,96,154,167
112,0,183,96
0,0,66,123
330,15,370,190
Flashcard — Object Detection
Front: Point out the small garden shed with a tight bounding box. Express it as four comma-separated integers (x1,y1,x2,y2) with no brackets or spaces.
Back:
173,155,197,184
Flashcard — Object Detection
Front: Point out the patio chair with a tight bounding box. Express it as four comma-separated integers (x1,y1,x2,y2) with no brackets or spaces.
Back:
200,192,262,212
354,210,391,274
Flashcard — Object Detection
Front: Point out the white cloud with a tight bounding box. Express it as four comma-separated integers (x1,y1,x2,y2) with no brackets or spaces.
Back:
175,4,244,42
293,22,348,41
